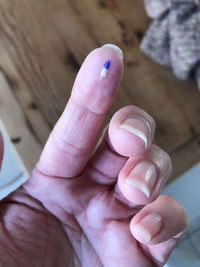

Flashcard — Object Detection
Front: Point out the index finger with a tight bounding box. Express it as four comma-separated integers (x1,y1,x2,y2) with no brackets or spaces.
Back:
36,45,124,178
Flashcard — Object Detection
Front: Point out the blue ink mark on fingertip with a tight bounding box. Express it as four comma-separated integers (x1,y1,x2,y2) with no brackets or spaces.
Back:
101,60,111,79
104,60,111,70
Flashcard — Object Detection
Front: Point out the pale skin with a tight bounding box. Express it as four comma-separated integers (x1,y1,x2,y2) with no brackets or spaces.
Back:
0,46,187,266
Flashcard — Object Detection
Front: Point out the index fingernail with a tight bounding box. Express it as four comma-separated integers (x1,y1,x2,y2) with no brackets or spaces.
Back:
103,44,123,59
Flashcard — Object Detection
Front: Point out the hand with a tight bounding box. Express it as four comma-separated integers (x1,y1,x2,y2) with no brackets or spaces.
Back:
0,45,187,267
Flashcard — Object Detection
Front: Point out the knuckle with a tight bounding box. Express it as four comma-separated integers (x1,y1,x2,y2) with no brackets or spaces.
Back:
112,105,156,130
53,131,90,157
150,145,172,175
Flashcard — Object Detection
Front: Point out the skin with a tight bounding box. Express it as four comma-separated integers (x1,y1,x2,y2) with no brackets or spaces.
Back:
0,47,187,267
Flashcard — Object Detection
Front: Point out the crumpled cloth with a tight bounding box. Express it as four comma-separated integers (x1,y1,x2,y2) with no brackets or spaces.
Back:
141,0,200,90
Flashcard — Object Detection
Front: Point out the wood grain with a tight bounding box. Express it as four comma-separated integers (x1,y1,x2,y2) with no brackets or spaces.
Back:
0,0,199,180
0,72,42,174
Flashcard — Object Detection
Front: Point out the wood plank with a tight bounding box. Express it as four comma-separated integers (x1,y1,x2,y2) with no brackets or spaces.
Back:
0,72,42,174
0,42,50,144
0,0,199,178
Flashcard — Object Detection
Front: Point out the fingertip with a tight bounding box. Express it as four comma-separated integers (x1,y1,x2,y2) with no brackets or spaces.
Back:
130,195,188,245
130,213,163,244
118,160,158,205
71,45,124,114
117,146,173,206
108,106,155,158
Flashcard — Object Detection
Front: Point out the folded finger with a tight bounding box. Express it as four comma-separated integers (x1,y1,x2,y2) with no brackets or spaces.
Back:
117,145,172,205
130,195,187,245
88,105,155,185
109,105,156,157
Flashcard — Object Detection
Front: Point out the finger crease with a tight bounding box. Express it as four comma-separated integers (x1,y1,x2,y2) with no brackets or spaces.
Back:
52,131,91,157
71,96,106,117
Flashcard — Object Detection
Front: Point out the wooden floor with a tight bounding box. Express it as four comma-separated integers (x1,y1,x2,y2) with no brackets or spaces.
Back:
0,0,200,181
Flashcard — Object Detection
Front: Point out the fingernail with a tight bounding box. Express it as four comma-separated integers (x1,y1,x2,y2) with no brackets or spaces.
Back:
119,118,149,149
133,214,162,243
103,44,123,59
125,161,157,198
